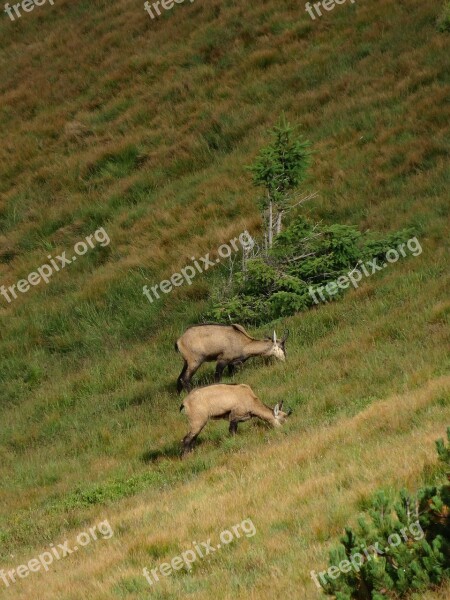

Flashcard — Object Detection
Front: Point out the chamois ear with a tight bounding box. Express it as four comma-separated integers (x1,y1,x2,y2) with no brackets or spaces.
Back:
273,403,280,416
273,331,277,343
281,329,289,343
278,400,284,411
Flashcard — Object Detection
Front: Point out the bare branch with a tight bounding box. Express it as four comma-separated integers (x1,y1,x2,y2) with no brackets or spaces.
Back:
285,251,317,263
285,191,319,211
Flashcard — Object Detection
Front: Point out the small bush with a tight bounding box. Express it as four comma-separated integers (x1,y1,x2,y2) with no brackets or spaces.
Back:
321,429,450,599
437,2,450,31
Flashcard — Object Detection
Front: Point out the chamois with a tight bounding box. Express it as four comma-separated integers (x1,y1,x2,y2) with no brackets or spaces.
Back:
180,383,292,455
175,323,288,393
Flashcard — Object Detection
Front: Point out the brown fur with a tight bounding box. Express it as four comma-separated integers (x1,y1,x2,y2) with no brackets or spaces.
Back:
180,383,291,456
175,324,287,392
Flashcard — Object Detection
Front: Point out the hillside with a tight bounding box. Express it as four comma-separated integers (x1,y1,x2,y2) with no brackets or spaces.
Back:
0,0,449,598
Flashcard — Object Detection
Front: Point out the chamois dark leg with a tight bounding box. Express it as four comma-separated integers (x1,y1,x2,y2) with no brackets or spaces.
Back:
214,360,227,383
182,422,205,457
182,361,202,392
177,361,188,394
227,363,236,377
182,434,195,457
229,421,238,435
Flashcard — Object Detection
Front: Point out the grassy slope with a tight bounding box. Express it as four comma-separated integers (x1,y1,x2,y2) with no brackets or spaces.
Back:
0,0,449,598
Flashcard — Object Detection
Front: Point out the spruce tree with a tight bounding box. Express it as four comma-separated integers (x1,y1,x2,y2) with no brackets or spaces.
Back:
248,115,311,250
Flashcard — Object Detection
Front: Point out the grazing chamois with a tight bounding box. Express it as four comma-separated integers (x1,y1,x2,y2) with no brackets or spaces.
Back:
175,323,288,393
180,383,292,455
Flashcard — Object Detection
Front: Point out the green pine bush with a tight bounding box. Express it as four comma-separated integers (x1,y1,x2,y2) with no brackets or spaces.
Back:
207,216,414,325
320,429,450,599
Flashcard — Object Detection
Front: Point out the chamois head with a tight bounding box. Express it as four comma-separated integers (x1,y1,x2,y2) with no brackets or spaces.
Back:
265,330,289,362
273,400,292,426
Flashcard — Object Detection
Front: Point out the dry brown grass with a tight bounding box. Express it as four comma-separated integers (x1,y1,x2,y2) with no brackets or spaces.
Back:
2,377,449,600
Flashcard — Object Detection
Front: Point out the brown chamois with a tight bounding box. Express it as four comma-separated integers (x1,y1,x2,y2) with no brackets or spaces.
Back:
180,383,292,456
175,323,288,393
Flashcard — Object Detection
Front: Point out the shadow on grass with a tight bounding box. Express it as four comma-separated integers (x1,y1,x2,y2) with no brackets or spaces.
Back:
162,370,232,396
141,440,182,462
163,381,181,396
141,435,224,462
